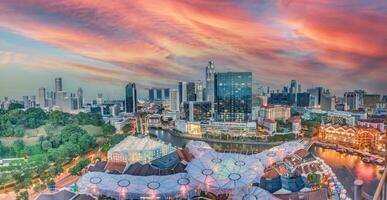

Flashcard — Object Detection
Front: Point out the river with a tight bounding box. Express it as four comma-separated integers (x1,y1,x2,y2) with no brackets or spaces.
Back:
149,129,383,197
148,128,276,153
310,145,383,198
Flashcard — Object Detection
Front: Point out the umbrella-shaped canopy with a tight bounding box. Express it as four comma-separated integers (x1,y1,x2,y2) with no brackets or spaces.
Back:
232,186,280,200
186,151,264,194
77,172,196,199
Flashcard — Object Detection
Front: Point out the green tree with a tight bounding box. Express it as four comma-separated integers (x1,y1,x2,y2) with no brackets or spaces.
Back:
8,103,23,110
102,123,116,136
16,191,29,200
69,158,91,176
48,111,70,127
41,140,52,151
60,124,87,143
14,126,25,137
0,141,9,157
13,140,25,157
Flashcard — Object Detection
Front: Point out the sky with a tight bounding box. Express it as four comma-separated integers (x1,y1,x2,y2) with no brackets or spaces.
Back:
0,0,386,100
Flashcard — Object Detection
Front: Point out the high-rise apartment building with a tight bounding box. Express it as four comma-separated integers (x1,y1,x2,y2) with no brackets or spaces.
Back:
55,77,62,92
30,96,36,108
125,83,137,113
38,87,46,108
23,96,30,109
205,61,215,103
169,89,179,112
195,80,204,102
148,88,170,101
77,88,83,109
215,72,252,122
178,82,187,105
97,93,103,105
186,82,196,102
344,90,364,110
307,87,323,108
321,89,335,111
183,101,212,122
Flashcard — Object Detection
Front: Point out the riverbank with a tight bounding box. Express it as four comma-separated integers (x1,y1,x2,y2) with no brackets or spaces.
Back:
310,145,383,198
148,129,289,153
314,141,385,166
164,129,285,145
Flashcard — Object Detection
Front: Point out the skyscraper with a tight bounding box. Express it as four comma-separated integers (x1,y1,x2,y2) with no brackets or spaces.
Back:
30,96,36,108
290,80,297,94
344,90,364,110
23,96,29,109
97,93,103,105
290,80,297,106
125,83,137,113
148,88,170,101
55,77,62,92
186,82,196,101
215,72,252,122
205,61,215,103
77,88,83,109
38,87,46,108
196,80,204,101
178,82,187,105
307,87,323,108
169,89,179,112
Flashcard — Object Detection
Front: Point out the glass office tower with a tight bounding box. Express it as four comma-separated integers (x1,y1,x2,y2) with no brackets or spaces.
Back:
125,83,137,113
215,72,252,122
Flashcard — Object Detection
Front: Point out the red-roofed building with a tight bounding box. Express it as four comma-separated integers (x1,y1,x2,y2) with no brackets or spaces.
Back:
263,119,277,135
105,161,126,174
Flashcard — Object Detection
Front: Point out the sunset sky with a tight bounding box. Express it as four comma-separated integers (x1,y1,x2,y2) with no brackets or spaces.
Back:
0,0,386,100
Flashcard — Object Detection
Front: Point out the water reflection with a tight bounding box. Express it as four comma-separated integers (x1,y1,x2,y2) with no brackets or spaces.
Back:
148,129,274,153
311,146,382,197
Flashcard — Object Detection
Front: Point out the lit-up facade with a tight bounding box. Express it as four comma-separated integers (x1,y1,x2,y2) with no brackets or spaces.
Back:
215,72,252,122
319,124,382,151
183,101,212,122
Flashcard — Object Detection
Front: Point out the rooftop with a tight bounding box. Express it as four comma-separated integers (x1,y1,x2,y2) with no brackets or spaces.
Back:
151,152,180,169
35,189,76,200
105,161,126,174
108,136,173,153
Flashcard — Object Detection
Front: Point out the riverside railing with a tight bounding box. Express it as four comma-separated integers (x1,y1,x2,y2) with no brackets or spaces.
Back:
373,167,387,200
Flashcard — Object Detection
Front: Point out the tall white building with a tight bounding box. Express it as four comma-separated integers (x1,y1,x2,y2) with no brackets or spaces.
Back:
169,89,179,112
178,82,187,105
196,80,203,101
97,93,103,105
77,88,83,109
38,87,46,108
205,61,215,103
55,77,62,92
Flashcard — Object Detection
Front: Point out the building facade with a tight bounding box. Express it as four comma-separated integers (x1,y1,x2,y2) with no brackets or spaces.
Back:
186,82,196,102
125,83,137,113
195,80,204,102
205,61,216,103
215,72,252,122
178,82,187,105
38,87,46,108
260,105,291,122
319,124,382,151
183,101,212,122
148,88,170,101
169,89,179,112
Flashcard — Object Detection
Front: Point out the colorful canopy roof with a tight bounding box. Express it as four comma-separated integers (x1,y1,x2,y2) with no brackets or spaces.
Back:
77,141,305,199
232,186,280,200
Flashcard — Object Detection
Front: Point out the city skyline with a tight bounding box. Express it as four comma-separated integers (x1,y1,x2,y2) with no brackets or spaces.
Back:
1,0,387,99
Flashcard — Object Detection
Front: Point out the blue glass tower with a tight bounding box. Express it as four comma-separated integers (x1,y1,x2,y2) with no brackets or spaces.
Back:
214,72,252,122
125,83,137,113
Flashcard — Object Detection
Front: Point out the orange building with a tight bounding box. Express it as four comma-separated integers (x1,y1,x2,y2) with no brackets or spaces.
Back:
319,124,382,151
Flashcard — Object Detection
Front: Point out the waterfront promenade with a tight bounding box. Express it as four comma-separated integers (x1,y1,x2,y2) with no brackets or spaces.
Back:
164,128,285,145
